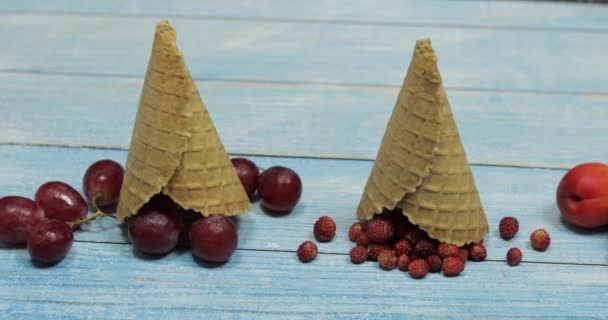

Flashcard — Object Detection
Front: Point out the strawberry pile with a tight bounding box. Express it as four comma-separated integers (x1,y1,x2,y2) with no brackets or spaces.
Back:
348,211,486,279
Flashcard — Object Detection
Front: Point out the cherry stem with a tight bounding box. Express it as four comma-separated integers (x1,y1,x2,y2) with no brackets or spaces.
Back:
68,199,116,228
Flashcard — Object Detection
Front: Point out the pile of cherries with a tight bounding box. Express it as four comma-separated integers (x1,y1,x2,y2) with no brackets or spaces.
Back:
0,156,303,266
0,159,124,264
231,158,302,214
128,158,303,264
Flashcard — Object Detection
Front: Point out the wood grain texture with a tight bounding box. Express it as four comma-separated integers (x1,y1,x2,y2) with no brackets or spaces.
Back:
2,73,608,168
1,241,607,319
1,14,608,93
1,145,606,266
1,0,608,31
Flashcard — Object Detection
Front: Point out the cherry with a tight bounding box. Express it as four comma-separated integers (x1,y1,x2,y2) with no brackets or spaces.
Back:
231,158,259,198
83,159,124,209
127,198,182,255
257,166,302,214
0,196,45,245
27,219,74,264
35,181,88,223
189,215,238,264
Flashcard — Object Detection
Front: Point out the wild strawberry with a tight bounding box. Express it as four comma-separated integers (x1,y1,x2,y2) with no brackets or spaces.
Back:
414,239,437,259
297,241,318,263
356,233,370,247
442,257,465,276
365,217,394,244
378,250,397,270
457,247,469,263
499,217,519,240
393,239,413,257
408,259,429,279
367,244,390,261
348,222,364,242
437,243,459,259
506,248,522,266
397,254,411,271
469,243,487,262
530,229,551,251
427,255,442,273
349,246,367,264
313,216,336,242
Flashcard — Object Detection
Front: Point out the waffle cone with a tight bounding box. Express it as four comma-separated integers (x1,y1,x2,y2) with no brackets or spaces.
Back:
357,39,488,246
117,20,251,221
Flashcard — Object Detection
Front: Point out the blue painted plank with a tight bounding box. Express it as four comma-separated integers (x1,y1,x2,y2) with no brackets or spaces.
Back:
2,73,608,168
0,145,605,266
1,15,608,93
0,242,607,319
1,0,608,31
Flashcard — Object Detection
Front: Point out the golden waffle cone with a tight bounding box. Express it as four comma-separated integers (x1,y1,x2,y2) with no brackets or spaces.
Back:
117,20,251,221
357,39,488,246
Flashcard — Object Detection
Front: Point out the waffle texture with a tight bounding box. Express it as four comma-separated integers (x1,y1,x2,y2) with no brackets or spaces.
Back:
357,39,488,246
117,20,251,220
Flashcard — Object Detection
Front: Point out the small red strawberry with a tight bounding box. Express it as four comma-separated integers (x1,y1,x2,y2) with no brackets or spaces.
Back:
367,244,390,261
378,250,397,270
356,233,370,247
297,241,318,263
506,247,522,266
442,257,465,276
469,243,487,262
348,222,364,242
456,247,469,263
349,246,367,264
408,259,429,279
397,254,411,271
365,217,394,244
499,217,519,240
426,255,442,273
393,239,413,257
437,243,459,259
530,229,551,251
313,216,336,242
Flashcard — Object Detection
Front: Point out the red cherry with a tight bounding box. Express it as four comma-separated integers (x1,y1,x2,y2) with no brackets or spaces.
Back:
189,215,238,264
231,158,259,198
257,166,302,214
35,181,88,223
27,219,74,264
0,196,46,245
83,159,124,209
128,200,182,255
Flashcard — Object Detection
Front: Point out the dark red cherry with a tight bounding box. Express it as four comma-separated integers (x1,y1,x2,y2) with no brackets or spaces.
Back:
35,181,88,223
127,200,182,255
257,166,302,214
83,159,124,209
231,158,259,198
0,196,45,245
27,219,74,264
189,215,238,264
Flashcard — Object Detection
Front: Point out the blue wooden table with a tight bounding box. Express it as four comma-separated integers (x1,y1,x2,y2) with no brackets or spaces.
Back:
1,1,608,319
